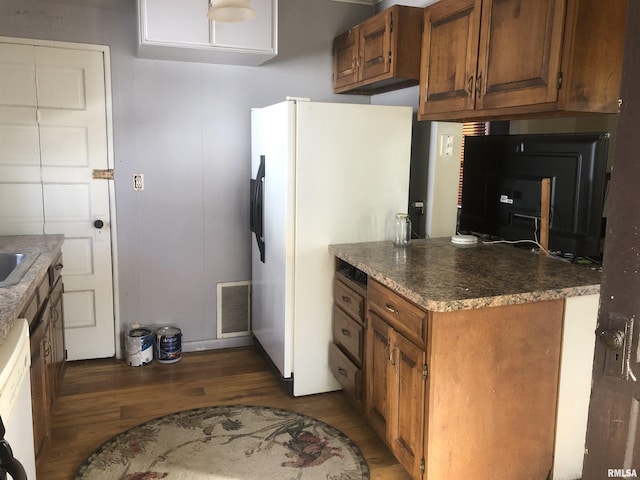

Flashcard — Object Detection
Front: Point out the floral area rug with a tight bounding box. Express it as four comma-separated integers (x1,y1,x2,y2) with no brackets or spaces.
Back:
75,404,369,480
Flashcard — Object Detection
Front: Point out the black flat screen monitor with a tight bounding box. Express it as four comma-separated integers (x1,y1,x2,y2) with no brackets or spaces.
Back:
459,132,609,258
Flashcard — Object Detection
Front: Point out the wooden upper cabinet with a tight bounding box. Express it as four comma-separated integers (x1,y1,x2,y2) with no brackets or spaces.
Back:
333,5,424,95
419,0,626,121
420,0,481,117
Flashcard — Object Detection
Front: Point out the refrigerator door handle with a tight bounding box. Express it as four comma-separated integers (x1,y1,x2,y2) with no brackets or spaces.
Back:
251,155,266,263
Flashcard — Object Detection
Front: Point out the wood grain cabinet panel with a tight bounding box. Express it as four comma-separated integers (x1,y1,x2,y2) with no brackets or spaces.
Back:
419,0,480,117
426,301,563,479
333,5,423,95
333,29,359,91
330,271,367,411
368,279,427,347
332,306,364,364
347,273,565,480
24,252,66,468
30,298,51,460
328,343,362,403
367,281,427,479
419,0,626,120
388,331,426,480
50,275,66,395
366,310,392,440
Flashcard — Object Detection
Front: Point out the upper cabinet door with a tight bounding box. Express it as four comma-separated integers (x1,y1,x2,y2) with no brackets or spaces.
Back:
475,0,566,110
141,0,210,46
213,0,276,52
333,29,359,90
358,9,392,83
420,0,481,117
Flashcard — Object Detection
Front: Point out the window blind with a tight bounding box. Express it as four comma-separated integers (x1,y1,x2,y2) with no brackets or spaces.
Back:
458,122,488,206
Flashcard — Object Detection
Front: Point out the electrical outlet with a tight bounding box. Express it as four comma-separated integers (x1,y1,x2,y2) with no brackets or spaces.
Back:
133,174,144,191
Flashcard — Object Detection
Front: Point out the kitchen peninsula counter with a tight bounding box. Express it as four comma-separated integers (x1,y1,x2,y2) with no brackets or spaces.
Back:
329,237,601,312
328,237,601,480
0,235,65,345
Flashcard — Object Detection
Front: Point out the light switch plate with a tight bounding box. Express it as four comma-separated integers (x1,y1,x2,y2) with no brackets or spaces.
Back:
442,134,454,156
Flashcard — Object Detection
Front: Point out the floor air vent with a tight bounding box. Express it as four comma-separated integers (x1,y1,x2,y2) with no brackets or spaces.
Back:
217,281,251,338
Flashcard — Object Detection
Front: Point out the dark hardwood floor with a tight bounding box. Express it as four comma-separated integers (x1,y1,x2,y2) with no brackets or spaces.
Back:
39,345,411,480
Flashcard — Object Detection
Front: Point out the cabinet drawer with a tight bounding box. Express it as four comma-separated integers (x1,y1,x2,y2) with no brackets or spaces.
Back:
335,279,364,322
329,342,362,403
368,279,427,346
333,306,364,364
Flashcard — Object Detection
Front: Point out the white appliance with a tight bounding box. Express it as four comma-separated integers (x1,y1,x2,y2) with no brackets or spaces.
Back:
250,99,412,396
0,318,36,479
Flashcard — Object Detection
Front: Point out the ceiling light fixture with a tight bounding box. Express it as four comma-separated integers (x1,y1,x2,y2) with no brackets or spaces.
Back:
207,0,256,23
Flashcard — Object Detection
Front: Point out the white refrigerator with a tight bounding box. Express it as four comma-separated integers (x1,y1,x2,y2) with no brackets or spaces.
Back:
250,99,412,396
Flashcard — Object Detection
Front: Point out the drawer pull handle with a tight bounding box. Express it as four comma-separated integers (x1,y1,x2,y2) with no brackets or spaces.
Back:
341,328,352,337
385,303,399,314
55,263,64,270
341,296,351,304
338,367,348,377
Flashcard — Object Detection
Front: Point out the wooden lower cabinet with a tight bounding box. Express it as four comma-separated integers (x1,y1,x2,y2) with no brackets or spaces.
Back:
367,310,426,479
22,253,65,466
364,278,564,480
367,281,427,479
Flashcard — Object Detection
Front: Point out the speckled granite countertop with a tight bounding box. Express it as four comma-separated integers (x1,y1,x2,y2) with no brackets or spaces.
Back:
329,238,601,312
0,235,64,345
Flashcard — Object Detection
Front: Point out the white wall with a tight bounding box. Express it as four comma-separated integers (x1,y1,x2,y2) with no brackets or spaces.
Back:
0,0,376,353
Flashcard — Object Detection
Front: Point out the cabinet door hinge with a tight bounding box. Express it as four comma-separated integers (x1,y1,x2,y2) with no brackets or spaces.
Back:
390,19,393,33
556,71,563,89
420,458,425,474
422,363,428,381
388,51,392,64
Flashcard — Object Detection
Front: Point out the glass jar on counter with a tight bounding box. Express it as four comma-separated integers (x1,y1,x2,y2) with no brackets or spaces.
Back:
393,213,411,247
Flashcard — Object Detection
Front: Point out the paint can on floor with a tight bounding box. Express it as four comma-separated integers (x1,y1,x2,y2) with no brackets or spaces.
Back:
125,327,154,366
155,326,182,364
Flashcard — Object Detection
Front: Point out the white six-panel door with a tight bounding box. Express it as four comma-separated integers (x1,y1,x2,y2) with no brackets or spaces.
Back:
0,39,116,360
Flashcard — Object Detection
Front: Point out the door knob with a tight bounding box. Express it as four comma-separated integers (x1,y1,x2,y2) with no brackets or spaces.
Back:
93,219,104,229
599,329,625,350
